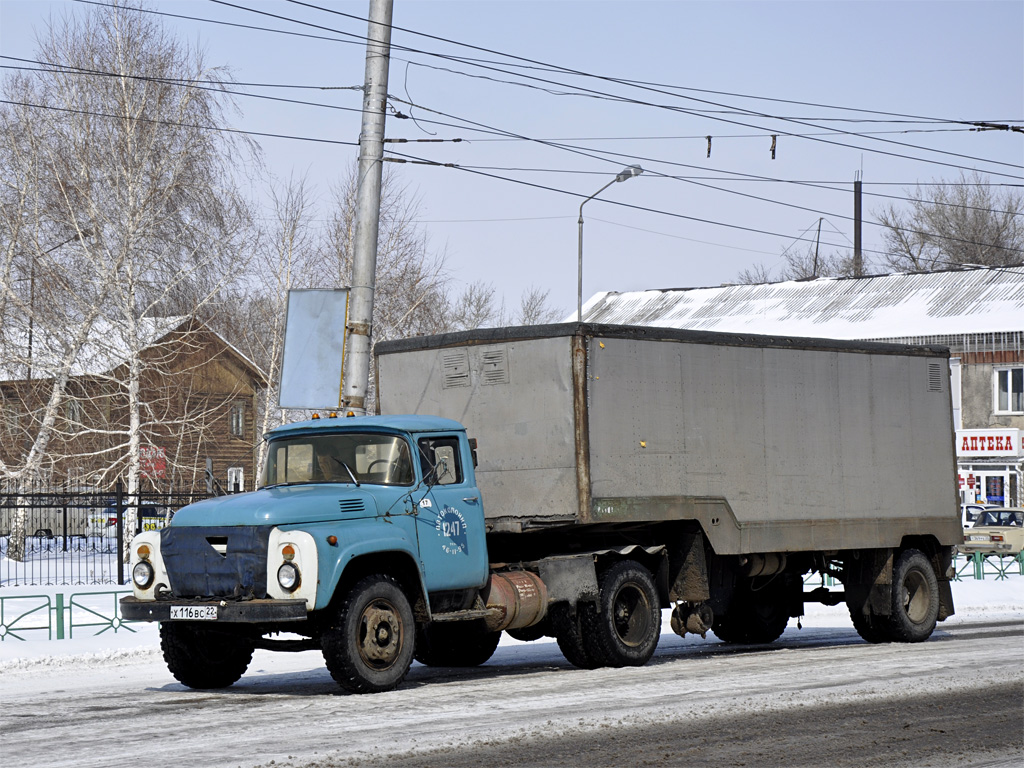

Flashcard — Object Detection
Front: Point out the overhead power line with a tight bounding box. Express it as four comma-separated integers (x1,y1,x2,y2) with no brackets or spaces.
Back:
0,98,359,149
383,147,1024,257
70,0,1022,177
281,0,1023,171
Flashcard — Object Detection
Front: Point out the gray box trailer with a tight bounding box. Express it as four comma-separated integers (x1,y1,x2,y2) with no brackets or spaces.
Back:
375,323,960,555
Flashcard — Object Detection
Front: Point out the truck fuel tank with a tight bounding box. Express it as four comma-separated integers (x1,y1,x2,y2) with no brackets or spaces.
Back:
482,570,548,632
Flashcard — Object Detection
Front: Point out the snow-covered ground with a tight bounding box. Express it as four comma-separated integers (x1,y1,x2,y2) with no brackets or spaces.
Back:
1,576,1020,667
0,577,1020,768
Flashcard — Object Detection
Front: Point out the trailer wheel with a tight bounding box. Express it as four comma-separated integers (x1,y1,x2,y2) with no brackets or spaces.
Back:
414,620,501,667
885,549,939,643
550,603,600,669
322,574,415,693
160,622,254,689
713,579,790,644
580,560,661,667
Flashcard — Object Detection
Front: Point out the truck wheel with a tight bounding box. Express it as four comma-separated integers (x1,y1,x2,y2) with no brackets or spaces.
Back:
414,620,501,667
713,580,789,644
884,549,939,643
550,603,600,669
322,574,415,693
159,623,254,689
848,605,887,644
505,618,550,643
580,560,661,667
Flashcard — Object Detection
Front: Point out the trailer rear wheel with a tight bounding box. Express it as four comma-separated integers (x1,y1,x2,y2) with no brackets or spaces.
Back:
414,620,501,667
885,549,939,643
550,603,600,669
580,560,661,667
160,622,254,689
322,574,415,693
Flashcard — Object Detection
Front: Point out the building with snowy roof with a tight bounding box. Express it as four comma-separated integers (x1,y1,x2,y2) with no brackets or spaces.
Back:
1,317,266,494
580,265,1024,507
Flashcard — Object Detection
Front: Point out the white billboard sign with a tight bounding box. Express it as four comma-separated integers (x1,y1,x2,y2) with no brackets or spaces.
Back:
278,289,349,409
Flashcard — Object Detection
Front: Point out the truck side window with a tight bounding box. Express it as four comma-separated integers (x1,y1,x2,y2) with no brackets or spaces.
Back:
418,437,463,486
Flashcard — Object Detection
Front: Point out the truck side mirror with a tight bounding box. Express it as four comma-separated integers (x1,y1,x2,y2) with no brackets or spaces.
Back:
468,437,478,468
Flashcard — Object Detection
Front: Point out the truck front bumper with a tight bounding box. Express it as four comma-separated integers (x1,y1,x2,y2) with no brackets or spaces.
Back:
120,596,308,623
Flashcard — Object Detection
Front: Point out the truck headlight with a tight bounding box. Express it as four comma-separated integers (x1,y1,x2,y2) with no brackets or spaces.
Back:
277,562,300,592
132,561,155,589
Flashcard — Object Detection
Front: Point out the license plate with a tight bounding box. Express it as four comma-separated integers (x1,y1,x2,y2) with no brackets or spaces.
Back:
170,605,218,620
967,535,988,542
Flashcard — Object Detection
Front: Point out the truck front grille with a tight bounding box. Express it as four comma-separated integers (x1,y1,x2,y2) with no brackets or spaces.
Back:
160,526,271,600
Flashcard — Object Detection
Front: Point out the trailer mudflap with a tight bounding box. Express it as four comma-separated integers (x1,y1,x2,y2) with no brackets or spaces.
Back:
120,596,307,623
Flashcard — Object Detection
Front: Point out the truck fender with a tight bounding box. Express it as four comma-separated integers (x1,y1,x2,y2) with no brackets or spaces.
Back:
296,520,427,613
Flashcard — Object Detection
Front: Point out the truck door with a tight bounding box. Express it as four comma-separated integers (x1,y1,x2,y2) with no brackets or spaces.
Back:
413,434,489,592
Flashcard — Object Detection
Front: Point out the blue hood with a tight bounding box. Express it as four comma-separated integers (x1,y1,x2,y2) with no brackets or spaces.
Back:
170,485,381,527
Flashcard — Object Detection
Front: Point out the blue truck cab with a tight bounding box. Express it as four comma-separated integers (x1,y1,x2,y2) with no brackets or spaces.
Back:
121,414,493,693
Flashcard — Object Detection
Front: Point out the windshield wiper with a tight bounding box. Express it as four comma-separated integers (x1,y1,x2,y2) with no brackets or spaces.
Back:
329,456,361,487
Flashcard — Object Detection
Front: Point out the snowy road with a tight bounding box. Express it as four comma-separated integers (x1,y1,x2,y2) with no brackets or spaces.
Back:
2,608,1021,768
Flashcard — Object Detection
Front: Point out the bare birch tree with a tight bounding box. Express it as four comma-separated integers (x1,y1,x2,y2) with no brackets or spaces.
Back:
0,1,253,555
875,172,1024,271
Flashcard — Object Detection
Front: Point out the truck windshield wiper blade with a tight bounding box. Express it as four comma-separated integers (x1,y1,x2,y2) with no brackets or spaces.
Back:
330,456,361,487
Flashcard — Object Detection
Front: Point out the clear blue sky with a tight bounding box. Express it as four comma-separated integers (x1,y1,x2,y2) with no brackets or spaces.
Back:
2,1,1022,318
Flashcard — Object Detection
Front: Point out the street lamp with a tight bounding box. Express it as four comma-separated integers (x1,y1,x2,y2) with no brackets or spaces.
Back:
577,164,643,322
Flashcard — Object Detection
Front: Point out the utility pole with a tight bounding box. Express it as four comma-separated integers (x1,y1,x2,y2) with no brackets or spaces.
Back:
853,172,863,276
812,217,822,277
341,0,394,415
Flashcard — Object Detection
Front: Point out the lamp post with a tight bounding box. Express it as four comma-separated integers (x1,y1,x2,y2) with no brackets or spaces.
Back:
577,164,643,321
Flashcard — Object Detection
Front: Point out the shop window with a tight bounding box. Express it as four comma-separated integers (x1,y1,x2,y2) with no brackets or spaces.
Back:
229,402,245,437
994,367,1023,413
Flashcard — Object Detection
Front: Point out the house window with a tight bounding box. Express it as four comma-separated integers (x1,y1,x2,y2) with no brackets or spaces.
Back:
65,399,83,426
995,367,1024,413
230,402,245,437
227,466,244,493
4,407,21,436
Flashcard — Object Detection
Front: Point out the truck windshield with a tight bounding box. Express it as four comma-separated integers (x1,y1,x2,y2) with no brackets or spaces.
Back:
262,433,414,488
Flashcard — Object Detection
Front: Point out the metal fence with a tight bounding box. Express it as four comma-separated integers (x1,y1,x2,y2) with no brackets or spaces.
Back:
0,482,212,587
0,553,1020,644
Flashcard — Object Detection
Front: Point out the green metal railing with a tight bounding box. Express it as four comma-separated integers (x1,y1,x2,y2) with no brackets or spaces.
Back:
953,551,1024,581
0,589,138,642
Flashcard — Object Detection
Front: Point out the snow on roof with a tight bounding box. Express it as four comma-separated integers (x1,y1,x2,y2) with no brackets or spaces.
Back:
580,266,1024,341
1,316,265,383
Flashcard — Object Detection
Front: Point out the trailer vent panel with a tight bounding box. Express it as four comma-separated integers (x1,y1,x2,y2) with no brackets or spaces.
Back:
928,363,943,392
441,349,470,389
480,348,510,385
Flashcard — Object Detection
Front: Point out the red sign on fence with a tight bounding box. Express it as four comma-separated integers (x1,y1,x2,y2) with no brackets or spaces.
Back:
140,446,167,479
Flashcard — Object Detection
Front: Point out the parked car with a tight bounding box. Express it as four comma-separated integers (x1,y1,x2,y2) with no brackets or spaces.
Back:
961,503,989,528
86,504,169,537
959,508,1024,557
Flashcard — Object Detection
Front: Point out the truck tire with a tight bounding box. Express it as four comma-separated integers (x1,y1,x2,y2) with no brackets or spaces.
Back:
550,603,600,669
322,574,415,694
885,549,939,643
505,618,550,643
414,620,501,667
580,560,661,668
848,605,887,644
713,579,789,644
159,622,254,689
